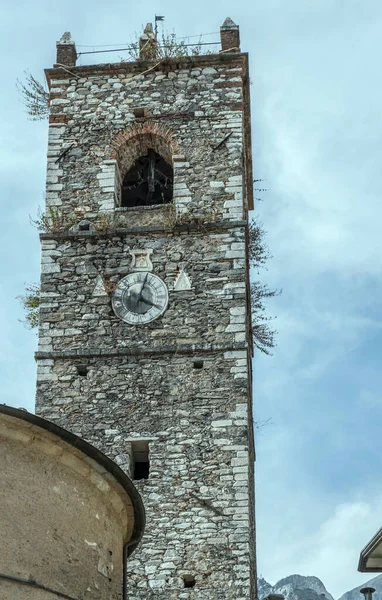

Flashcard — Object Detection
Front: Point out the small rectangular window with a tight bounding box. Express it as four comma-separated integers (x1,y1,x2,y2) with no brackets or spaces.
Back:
183,575,196,588
131,441,150,480
133,107,146,118
76,364,88,376
79,222,90,231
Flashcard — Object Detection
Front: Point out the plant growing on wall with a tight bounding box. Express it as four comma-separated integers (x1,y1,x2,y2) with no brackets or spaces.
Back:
126,31,204,61
30,206,77,233
248,217,280,355
18,284,40,329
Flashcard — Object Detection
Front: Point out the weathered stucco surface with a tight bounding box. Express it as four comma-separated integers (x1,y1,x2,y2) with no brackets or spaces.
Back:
36,33,256,600
0,409,141,600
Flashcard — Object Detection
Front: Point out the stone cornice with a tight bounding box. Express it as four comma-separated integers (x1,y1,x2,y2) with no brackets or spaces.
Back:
39,219,248,241
35,341,249,361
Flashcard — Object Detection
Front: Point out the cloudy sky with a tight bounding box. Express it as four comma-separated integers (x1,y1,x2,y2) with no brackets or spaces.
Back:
1,0,382,597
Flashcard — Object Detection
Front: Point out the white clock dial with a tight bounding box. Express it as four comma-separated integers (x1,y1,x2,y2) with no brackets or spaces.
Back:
112,272,168,325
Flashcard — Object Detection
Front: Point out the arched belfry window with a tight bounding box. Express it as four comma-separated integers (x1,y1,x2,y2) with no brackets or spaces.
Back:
111,125,179,208
121,149,173,207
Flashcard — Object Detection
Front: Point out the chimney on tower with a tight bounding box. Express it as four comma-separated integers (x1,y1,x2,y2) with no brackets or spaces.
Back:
220,17,240,52
55,32,77,67
139,23,158,59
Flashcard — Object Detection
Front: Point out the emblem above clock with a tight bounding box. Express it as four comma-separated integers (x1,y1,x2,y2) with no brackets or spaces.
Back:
129,248,153,272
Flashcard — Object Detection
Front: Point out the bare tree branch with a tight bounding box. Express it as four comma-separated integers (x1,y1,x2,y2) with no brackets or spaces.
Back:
16,71,49,121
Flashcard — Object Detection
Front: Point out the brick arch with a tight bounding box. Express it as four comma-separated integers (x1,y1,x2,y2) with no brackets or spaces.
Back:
110,122,180,180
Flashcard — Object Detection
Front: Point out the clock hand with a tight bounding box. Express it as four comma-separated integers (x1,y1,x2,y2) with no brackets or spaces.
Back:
141,293,161,310
137,273,149,303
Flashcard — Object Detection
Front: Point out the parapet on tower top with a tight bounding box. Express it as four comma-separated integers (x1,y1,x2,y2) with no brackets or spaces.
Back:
55,17,241,67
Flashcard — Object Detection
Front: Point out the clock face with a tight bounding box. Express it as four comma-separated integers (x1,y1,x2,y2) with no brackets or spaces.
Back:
112,272,168,325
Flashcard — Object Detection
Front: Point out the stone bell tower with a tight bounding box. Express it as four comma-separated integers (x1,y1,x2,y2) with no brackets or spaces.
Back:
36,18,256,600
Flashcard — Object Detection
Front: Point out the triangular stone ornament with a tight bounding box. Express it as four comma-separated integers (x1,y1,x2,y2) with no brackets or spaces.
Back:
173,269,192,291
58,32,75,45
92,274,108,297
222,17,238,28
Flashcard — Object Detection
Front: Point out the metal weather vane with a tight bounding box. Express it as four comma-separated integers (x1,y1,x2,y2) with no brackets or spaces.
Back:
154,15,165,40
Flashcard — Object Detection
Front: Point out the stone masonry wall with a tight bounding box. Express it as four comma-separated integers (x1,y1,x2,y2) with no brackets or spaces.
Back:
36,351,254,600
37,51,256,600
45,55,247,222
37,226,247,354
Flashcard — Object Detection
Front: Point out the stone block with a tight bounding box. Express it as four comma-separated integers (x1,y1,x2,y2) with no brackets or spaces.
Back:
46,184,63,191
230,306,246,316
41,263,61,274
37,372,58,382
225,324,245,333
234,333,246,343
234,259,246,269
50,98,70,105
230,315,246,324
99,178,115,188
211,420,233,428
225,250,244,259
210,181,225,188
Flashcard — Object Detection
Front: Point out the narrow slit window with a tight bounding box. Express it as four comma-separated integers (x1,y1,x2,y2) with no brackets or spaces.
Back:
121,149,173,208
131,441,150,480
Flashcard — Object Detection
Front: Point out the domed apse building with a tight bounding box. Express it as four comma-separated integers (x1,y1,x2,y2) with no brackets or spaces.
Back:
0,404,145,599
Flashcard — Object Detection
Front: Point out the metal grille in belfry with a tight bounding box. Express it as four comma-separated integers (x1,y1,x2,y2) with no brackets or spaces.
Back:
121,149,173,207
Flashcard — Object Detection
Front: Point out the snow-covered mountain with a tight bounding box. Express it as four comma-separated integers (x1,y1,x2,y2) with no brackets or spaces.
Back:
258,574,334,600
258,573,382,600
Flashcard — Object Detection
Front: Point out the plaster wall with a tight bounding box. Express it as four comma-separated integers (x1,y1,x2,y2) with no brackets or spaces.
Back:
0,412,135,600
